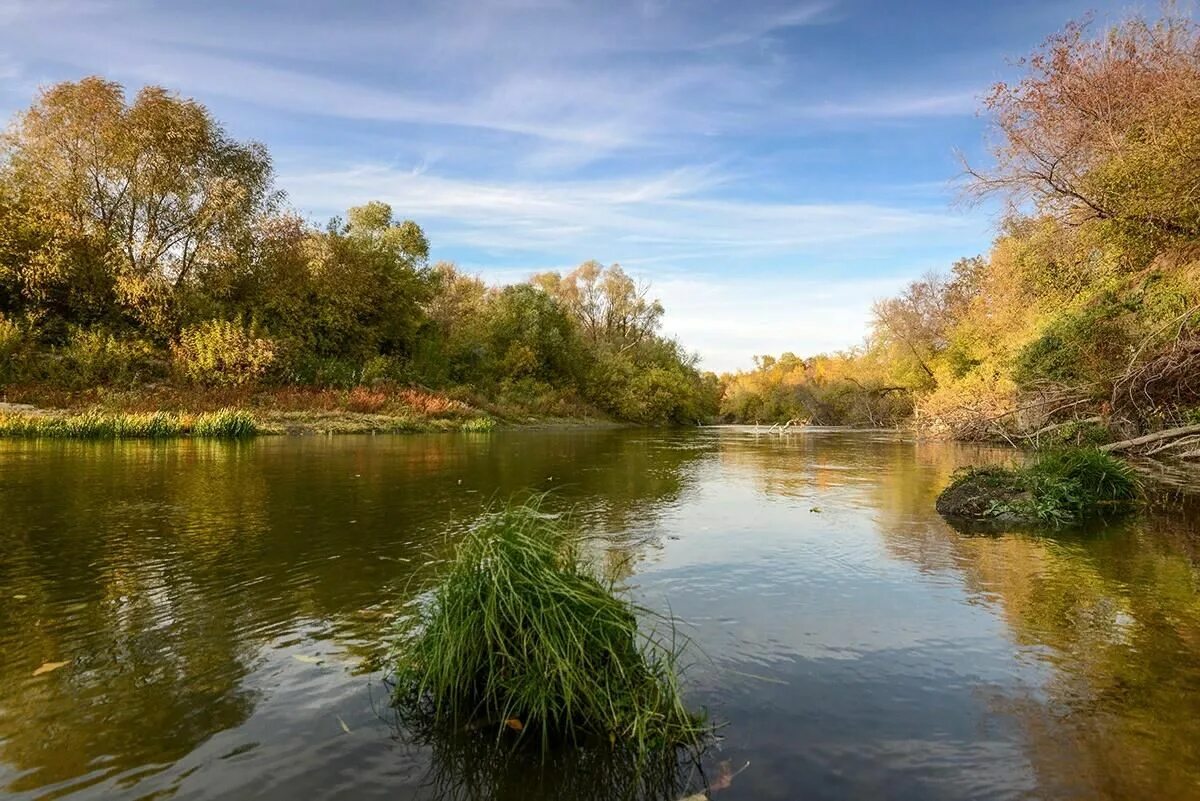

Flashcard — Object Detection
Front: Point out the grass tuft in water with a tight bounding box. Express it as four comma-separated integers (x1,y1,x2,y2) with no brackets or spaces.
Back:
0,408,258,439
938,448,1139,525
390,500,706,759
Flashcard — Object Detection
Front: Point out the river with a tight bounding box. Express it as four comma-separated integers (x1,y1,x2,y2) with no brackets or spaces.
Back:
2,428,1199,800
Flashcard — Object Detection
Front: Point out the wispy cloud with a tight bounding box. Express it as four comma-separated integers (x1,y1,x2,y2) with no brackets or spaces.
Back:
797,89,982,119
279,161,969,261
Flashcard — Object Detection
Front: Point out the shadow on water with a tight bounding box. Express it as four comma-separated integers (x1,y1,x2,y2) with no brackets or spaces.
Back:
1,428,1199,799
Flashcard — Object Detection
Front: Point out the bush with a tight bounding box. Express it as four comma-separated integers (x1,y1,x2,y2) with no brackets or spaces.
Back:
0,315,28,384
173,320,276,386
1013,296,1134,389
31,327,164,389
390,501,706,756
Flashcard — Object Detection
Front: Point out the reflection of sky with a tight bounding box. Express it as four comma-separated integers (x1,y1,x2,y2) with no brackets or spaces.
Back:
6,430,1197,800
618,431,1054,800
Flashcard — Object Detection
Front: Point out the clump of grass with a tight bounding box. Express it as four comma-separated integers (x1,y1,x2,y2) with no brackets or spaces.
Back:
390,501,706,759
190,408,258,438
938,448,1139,525
0,408,258,439
459,416,496,433
1021,448,1139,524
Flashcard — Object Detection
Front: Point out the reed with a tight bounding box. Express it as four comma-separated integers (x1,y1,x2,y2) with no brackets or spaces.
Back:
390,500,706,759
0,408,258,439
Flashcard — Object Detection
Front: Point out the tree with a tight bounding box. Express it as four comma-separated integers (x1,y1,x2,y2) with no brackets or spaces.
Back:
2,78,277,336
966,14,1200,247
871,271,962,387
533,261,663,352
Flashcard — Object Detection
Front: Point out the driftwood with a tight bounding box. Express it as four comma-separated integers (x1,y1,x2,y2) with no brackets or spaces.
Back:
1024,415,1104,443
1144,434,1200,456
1100,424,1200,453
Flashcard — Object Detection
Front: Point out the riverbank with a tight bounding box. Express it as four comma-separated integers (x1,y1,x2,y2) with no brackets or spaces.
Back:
0,384,624,437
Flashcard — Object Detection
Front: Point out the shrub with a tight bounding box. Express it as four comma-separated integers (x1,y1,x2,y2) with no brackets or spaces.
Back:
1035,418,1113,449
1013,296,1134,388
937,448,1139,525
41,327,164,389
390,501,706,757
0,315,27,384
173,320,276,386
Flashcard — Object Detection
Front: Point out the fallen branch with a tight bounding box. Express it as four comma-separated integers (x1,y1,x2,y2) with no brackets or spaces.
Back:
1024,416,1104,440
1145,434,1200,456
1100,424,1200,453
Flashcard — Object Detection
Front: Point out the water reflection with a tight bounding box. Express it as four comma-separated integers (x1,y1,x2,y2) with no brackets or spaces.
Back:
0,429,1198,800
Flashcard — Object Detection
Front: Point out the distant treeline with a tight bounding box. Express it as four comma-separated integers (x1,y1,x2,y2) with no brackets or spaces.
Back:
0,79,717,424
720,12,1200,440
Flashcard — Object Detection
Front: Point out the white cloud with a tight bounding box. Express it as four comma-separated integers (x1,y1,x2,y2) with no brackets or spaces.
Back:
797,90,982,120
652,273,907,372
278,162,968,258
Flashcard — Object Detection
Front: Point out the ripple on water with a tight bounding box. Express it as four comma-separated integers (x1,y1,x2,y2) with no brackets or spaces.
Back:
1,431,1199,800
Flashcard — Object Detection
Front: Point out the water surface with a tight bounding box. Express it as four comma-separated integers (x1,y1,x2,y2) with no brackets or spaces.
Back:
2,429,1199,800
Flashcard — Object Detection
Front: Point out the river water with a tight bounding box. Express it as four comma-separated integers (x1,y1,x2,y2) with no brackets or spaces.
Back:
1,428,1199,800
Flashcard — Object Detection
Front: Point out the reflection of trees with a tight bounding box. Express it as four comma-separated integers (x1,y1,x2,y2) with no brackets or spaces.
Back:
848,439,1200,800
715,431,1200,797
0,431,709,795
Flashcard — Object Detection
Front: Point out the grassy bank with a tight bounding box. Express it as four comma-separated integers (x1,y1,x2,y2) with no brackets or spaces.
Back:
937,449,1140,526
0,408,259,439
390,501,706,758
0,384,522,436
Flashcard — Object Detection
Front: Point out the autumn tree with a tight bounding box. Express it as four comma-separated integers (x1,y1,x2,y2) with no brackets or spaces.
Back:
1,77,276,336
967,13,1200,248
533,261,664,352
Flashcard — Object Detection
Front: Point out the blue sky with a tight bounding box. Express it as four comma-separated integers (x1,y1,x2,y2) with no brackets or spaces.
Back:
0,0,1146,371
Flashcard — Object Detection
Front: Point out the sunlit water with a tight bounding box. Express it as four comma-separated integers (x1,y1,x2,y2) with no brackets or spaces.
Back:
2,428,1199,800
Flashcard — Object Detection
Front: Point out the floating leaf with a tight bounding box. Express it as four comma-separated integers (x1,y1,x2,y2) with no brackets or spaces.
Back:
292,654,322,664
504,718,524,731
33,661,69,676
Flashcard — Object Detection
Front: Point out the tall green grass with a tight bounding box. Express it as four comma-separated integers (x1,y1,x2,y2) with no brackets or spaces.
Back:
0,408,258,439
1023,448,1139,524
459,416,496,433
941,448,1139,525
390,501,706,760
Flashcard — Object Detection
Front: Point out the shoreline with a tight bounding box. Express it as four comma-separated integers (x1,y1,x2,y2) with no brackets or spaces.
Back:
0,400,629,438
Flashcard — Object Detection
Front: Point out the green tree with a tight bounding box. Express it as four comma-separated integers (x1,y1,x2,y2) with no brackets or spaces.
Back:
1,77,276,337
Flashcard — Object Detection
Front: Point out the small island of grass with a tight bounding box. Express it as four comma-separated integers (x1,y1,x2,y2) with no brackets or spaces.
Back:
389,501,707,759
936,449,1140,526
